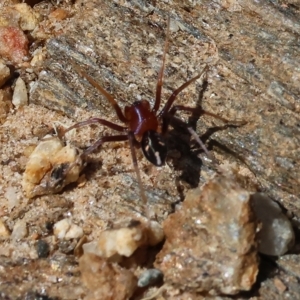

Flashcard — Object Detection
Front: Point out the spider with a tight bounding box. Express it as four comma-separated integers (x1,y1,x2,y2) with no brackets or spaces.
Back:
62,19,236,212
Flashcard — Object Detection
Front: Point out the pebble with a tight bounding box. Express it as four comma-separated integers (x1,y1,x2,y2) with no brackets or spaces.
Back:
0,219,10,238
11,220,28,241
30,47,46,67
0,3,38,31
36,239,50,258
273,277,287,293
13,3,39,31
137,269,163,288
252,193,295,256
0,26,29,64
82,220,164,259
0,61,10,87
12,77,28,108
22,135,63,197
22,135,85,198
53,218,83,240
83,226,145,259
155,168,259,295
49,8,69,21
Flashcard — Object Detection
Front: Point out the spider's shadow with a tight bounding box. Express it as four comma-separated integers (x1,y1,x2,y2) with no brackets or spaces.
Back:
165,79,208,192
165,79,240,197
166,121,225,193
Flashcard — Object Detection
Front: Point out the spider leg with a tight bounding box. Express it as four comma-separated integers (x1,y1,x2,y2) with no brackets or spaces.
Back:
153,17,170,113
165,114,214,161
158,65,208,118
128,132,150,218
72,63,128,123
83,134,128,156
83,131,150,218
57,134,128,192
62,117,127,137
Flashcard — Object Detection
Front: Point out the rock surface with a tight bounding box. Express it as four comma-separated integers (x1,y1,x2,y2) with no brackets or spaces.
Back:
155,168,259,295
79,253,137,300
30,0,300,221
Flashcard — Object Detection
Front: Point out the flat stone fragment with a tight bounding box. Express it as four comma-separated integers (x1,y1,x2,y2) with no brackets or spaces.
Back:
155,168,259,295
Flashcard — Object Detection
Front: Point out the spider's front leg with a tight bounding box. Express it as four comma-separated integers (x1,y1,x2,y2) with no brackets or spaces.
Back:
61,117,127,137
57,117,128,155
83,134,128,156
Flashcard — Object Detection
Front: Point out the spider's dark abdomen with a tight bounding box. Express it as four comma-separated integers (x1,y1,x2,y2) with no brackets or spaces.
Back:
141,130,167,166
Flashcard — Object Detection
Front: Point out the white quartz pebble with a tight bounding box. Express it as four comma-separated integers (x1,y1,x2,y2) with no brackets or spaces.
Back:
54,219,83,240
12,77,28,108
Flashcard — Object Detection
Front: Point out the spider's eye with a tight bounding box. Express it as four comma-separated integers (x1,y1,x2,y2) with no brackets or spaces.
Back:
141,131,167,166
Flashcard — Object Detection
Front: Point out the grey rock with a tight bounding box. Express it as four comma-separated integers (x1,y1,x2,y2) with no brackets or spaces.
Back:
252,193,294,256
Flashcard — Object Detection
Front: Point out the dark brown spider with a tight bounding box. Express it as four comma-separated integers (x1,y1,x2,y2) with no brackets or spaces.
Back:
62,19,236,213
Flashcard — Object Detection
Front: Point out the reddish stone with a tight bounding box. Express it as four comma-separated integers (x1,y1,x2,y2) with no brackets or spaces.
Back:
0,26,29,64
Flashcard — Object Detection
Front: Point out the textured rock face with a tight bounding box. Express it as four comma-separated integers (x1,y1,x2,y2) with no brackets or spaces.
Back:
155,170,259,295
